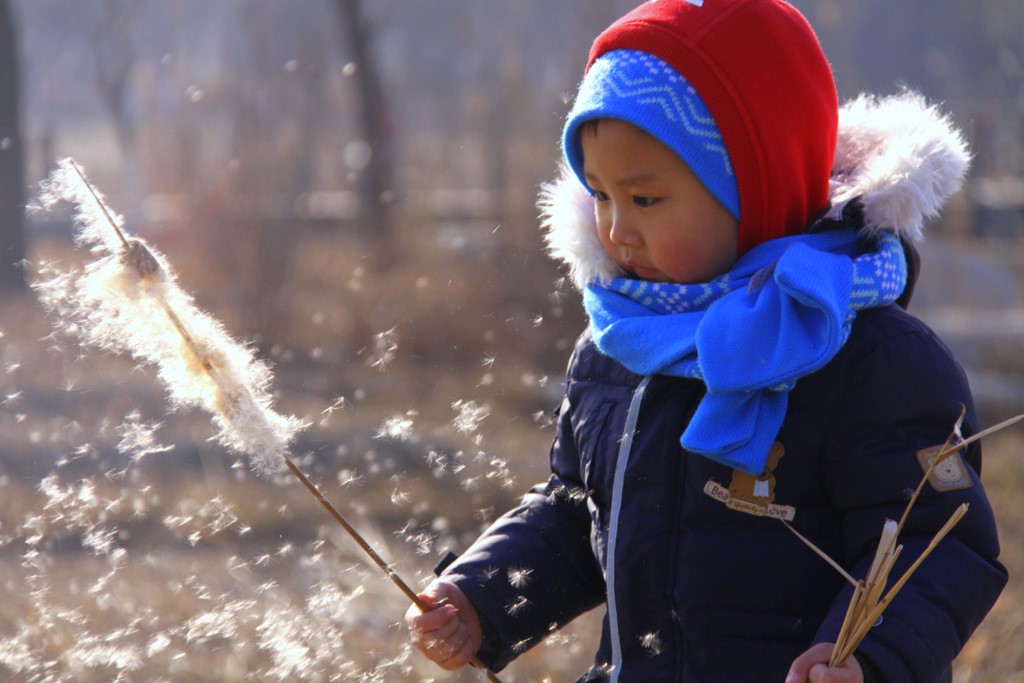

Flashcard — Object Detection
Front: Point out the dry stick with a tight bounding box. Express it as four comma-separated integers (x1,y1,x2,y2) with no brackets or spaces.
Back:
283,458,502,683
826,412,1024,667
864,519,899,586
68,159,129,249
833,503,969,667
283,457,422,605
869,546,902,607
894,425,963,535
828,466,967,667
73,166,502,683
830,545,896,667
897,412,1024,534
830,543,902,668
830,581,865,668
780,520,858,587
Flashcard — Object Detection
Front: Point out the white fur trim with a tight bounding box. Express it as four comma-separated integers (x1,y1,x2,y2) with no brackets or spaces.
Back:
539,164,619,290
830,91,971,241
541,92,971,290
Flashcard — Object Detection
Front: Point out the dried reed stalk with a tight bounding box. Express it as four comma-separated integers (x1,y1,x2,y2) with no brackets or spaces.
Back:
823,410,1022,668
830,503,967,667
35,158,306,477
34,158,501,683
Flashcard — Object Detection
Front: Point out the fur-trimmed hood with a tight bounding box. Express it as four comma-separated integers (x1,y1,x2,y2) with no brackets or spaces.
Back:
540,91,971,291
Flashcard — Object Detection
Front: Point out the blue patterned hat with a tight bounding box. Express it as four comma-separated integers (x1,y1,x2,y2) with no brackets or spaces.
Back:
563,49,740,220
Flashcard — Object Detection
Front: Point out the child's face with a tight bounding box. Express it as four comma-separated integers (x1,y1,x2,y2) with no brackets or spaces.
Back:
581,119,739,284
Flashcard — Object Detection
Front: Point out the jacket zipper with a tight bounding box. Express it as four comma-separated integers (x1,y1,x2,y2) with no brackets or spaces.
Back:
606,375,652,683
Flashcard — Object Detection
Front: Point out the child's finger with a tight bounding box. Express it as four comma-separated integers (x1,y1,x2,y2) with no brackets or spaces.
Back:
415,588,453,614
405,580,483,671
423,606,462,642
406,602,458,634
436,626,475,670
808,662,862,683
786,643,863,683
786,642,833,683
414,619,468,669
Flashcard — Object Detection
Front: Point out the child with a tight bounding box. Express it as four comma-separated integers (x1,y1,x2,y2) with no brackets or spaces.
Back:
406,1,1007,681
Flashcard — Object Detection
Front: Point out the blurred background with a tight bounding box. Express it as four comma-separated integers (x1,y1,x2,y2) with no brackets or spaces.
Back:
0,1,1022,681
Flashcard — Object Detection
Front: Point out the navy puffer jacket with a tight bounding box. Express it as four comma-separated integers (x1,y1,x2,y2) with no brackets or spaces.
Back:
442,303,1005,681
440,93,1009,682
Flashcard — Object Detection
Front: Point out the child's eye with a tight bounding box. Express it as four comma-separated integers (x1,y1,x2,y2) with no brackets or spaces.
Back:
633,196,658,208
593,190,610,202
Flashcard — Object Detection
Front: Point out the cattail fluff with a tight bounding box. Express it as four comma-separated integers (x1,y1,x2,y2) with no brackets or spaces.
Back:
34,158,307,476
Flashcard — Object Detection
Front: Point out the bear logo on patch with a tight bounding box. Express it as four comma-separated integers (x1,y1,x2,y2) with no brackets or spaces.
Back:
916,444,973,493
729,441,785,505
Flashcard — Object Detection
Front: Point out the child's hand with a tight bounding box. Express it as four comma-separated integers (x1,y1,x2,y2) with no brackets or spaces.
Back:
785,643,863,683
405,579,483,671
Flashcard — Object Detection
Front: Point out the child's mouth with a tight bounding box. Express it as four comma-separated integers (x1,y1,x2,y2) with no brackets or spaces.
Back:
626,262,660,281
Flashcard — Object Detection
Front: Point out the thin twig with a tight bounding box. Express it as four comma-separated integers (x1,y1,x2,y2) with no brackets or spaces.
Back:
829,581,865,667
895,407,964,532
779,520,858,587
67,158,129,248
827,410,1023,668
897,412,1023,533
284,456,424,606
938,413,1024,457
833,504,968,666
283,457,501,681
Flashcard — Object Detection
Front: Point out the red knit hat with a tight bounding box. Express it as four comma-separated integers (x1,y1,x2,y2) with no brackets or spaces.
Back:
583,0,838,255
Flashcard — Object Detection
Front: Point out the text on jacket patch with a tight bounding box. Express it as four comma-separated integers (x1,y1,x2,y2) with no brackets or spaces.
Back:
703,442,796,521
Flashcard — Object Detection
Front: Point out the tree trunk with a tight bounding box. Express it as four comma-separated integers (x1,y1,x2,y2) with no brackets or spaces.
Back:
0,0,25,291
333,0,395,264
90,1,144,208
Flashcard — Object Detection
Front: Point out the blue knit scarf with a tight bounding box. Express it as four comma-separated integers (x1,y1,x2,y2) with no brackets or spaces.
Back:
583,229,907,475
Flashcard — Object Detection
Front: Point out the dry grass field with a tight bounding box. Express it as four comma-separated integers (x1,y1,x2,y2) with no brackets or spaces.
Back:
952,429,1024,683
1,228,1022,682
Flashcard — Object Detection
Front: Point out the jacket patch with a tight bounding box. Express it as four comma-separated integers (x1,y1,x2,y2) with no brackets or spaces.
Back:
704,442,796,521
916,444,973,492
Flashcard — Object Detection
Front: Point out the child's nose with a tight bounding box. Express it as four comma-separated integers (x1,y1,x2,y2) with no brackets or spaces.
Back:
609,212,641,247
